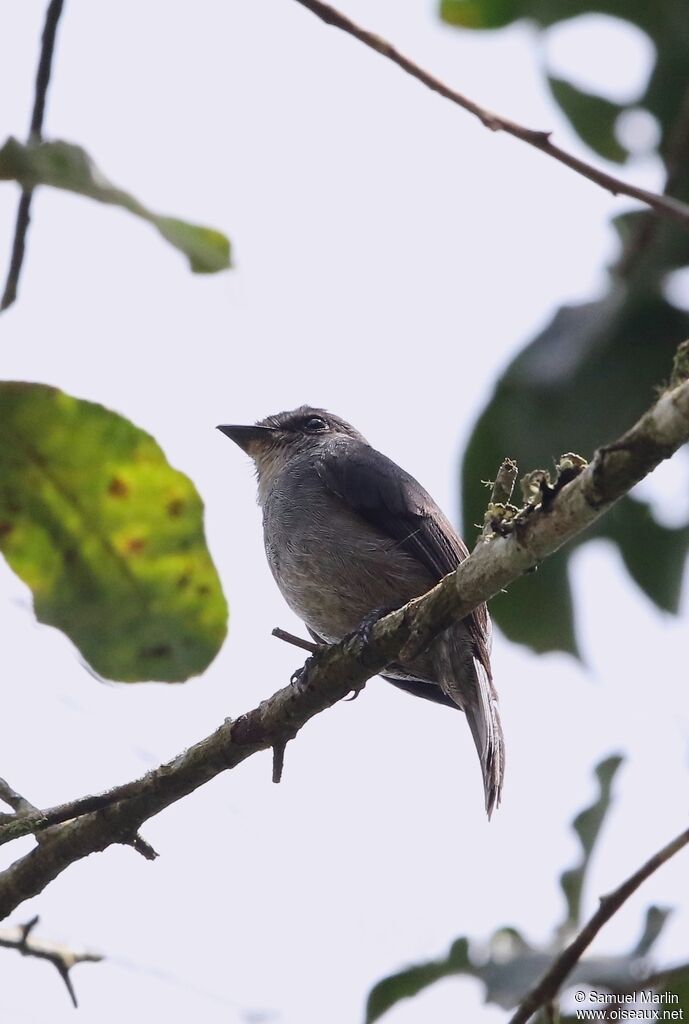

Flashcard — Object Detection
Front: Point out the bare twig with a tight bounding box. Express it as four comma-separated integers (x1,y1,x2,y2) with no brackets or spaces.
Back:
0,357,688,920
0,777,40,816
129,833,159,861
272,742,287,784
0,914,102,1007
272,627,320,654
290,0,689,233
509,826,689,1024
1,0,65,311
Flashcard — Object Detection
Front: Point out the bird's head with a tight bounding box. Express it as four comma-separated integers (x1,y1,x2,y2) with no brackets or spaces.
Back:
217,406,366,499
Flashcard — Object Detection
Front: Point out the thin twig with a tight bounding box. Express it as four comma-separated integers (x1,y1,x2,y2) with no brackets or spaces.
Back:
272,627,320,654
291,0,689,233
129,834,159,861
0,357,688,919
0,777,40,816
0,914,102,1007
509,825,689,1024
1,0,65,311
272,742,287,784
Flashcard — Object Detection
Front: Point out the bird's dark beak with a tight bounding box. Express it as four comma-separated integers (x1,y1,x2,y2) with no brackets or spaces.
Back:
216,424,276,454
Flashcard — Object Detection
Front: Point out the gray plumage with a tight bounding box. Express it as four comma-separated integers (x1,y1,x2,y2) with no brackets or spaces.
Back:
218,406,505,816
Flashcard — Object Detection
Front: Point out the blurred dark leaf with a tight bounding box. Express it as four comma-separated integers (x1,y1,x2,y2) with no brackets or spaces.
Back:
600,499,689,614
0,382,228,682
0,137,231,274
633,906,673,958
365,930,654,1019
547,78,628,164
365,937,472,1023
559,755,624,933
655,964,689,1010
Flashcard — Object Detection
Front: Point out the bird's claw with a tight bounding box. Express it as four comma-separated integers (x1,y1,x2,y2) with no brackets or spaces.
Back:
346,605,398,655
290,655,314,690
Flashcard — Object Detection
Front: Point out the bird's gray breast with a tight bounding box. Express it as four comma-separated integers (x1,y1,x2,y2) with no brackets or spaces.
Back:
261,456,433,642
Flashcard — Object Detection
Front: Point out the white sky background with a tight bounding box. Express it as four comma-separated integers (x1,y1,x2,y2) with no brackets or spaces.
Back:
1,2,688,1022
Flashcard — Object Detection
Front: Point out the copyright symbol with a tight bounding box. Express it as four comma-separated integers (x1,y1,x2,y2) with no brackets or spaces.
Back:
575,991,585,1003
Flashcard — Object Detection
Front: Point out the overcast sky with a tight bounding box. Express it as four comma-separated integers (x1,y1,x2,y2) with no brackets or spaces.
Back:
1,2,687,1022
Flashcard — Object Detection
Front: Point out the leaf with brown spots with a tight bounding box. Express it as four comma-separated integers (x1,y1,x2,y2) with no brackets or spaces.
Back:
0,382,228,682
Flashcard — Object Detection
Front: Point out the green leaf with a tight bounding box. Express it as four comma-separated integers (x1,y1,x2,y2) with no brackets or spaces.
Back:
488,551,579,656
366,938,472,1023
558,755,624,933
0,382,228,682
548,78,628,164
439,0,516,29
655,964,689,1011
461,296,689,655
439,1,675,36
0,138,231,274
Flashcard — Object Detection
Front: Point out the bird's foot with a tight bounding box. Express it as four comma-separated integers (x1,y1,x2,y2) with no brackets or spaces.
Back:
345,605,399,655
290,655,314,691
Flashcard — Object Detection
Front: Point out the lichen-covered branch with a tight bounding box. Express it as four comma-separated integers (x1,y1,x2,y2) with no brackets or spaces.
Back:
0,356,687,921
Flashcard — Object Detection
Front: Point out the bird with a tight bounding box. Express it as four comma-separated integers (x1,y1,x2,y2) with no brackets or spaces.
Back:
218,406,504,816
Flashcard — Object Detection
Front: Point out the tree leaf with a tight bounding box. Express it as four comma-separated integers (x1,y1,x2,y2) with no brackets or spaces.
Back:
558,755,624,933
599,499,689,614
632,905,673,958
0,138,231,274
548,78,628,164
365,938,473,1023
365,924,653,1018
0,382,228,682
654,964,689,1011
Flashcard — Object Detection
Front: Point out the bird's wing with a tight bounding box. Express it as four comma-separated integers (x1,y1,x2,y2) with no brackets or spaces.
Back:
316,441,466,575
315,440,491,654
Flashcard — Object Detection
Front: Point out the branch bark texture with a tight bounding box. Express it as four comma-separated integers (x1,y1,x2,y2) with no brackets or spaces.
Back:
0,368,688,921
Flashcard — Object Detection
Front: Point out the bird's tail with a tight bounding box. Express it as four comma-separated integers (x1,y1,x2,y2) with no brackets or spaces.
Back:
432,637,505,818
464,656,505,818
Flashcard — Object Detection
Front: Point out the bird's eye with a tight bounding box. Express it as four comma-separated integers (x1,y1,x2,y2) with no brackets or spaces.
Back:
302,416,328,433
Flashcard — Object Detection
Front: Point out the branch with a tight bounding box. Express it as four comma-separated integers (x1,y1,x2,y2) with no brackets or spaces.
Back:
0,776,40,817
290,0,689,233
0,355,688,920
1,0,65,312
509,825,689,1024
0,914,102,1007
272,627,320,654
